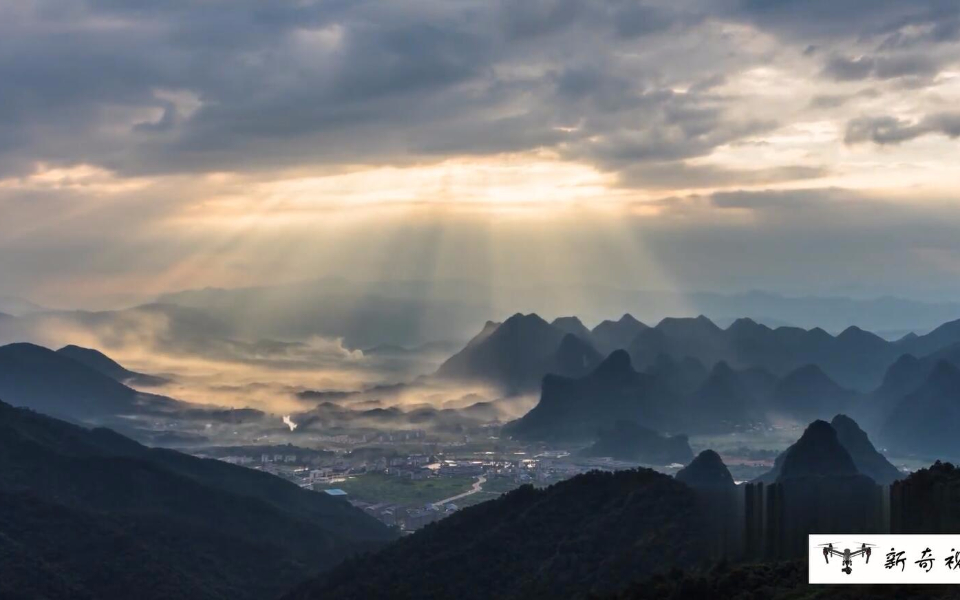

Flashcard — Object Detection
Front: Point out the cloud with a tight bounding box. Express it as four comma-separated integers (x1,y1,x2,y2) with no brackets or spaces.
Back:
0,0,829,184
618,162,829,189
2,0,960,308
845,112,960,145
733,0,960,41
822,54,941,82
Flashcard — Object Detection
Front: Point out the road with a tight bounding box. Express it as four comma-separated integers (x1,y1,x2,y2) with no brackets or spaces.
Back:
435,475,486,506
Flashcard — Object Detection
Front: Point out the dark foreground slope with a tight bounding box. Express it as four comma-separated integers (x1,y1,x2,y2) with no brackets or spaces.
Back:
605,561,960,600
0,400,394,600
283,469,710,600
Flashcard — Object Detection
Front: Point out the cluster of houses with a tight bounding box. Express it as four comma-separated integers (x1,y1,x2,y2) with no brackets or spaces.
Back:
350,499,460,532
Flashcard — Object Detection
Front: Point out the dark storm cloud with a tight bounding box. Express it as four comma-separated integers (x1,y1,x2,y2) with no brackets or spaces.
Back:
0,0,957,184
822,54,941,82
621,163,829,189
0,0,788,183
845,112,960,145
734,0,960,41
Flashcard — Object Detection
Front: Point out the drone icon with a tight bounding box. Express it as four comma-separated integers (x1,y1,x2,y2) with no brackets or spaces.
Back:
819,543,875,574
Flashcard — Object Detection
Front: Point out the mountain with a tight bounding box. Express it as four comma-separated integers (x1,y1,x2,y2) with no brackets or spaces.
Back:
901,319,960,357
56,345,169,387
881,362,960,459
861,343,960,432
436,313,583,391
892,461,960,533
830,414,902,485
675,450,735,490
154,279,960,347
0,399,394,600
755,419,859,482
591,314,648,354
755,416,896,485
551,333,604,379
685,362,762,433
674,450,739,557
643,354,708,396
620,315,956,391
0,343,173,420
282,468,710,600
867,354,928,427
438,312,960,395
581,420,693,465
551,316,594,344
769,364,857,422
503,351,676,442
0,295,45,316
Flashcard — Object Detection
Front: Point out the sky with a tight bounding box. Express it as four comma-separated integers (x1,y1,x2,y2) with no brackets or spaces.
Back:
3,0,960,309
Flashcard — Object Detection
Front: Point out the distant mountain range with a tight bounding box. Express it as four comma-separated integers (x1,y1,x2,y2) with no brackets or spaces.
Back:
152,278,960,347
439,312,960,393
501,349,848,442
0,399,394,600
441,312,960,452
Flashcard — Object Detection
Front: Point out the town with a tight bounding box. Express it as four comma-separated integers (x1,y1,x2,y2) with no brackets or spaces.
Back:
197,432,651,533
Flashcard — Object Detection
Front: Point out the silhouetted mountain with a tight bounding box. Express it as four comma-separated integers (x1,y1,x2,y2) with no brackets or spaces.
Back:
755,420,859,482
755,416,895,486
582,420,693,464
56,345,169,387
439,312,960,395
863,344,960,432
831,414,902,485
0,399,394,600
551,333,604,379
872,354,927,406
551,316,594,344
282,469,710,600
881,362,960,459
675,450,735,490
675,449,740,557
437,313,585,391
643,354,708,396
901,318,960,357
770,364,857,422
686,362,762,433
623,316,932,391
591,314,648,354
751,420,883,557
503,351,676,442
628,317,726,372
0,343,175,420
